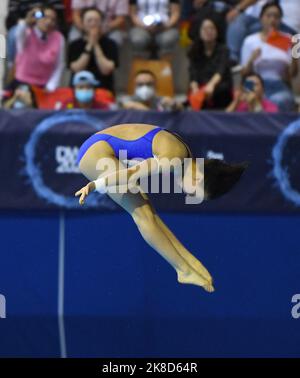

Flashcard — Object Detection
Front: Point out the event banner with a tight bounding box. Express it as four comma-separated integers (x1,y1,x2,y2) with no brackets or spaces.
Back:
0,109,299,213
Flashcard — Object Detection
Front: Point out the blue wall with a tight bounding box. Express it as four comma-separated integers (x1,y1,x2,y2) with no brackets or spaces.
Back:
0,211,300,357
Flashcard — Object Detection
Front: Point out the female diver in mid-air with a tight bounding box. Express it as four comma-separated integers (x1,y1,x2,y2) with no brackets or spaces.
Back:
75,123,247,293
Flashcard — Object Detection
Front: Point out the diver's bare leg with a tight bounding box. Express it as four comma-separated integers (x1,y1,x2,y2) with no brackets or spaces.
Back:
81,153,213,292
135,192,214,291
153,215,214,291
107,188,213,292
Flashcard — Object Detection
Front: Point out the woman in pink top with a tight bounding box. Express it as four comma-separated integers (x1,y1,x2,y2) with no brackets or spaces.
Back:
226,73,278,113
14,5,65,92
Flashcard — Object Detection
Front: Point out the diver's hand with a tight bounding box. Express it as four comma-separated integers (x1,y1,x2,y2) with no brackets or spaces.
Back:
75,181,96,205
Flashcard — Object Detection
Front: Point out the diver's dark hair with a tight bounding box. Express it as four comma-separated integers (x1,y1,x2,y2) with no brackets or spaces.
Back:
204,159,249,200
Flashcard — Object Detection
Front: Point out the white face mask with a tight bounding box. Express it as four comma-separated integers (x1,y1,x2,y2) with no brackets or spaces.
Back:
13,100,27,109
135,85,155,101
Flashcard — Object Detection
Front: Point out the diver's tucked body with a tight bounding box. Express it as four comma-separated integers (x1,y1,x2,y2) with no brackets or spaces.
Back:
75,123,248,293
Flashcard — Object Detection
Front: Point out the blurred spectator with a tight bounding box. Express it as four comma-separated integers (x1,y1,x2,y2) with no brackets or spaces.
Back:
3,84,37,109
69,0,129,45
129,0,180,59
227,0,300,63
12,6,65,92
188,0,229,43
188,17,232,110
68,7,118,92
226,73,278,112
241,2,297,111
60,70,111,109
121,70,182,110
6,1,66,71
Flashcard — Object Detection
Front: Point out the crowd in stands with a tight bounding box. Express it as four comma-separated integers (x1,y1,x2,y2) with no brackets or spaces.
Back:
2,0,300,113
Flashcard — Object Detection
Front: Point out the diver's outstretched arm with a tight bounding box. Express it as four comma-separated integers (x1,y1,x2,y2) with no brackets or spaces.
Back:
93,157,159,191
77,156,183,201
75,158,159,204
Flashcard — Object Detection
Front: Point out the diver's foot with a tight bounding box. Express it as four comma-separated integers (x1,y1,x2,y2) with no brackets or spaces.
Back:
203,282,215,293
177,269,215,293
185,257,213,283
176,250,213,283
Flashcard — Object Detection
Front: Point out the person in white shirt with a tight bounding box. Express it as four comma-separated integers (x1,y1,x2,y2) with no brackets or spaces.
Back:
227,0,300,63
240,2,298,111
129,0,180,59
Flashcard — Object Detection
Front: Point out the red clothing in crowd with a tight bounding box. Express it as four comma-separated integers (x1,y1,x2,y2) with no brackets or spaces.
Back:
61,97,110,109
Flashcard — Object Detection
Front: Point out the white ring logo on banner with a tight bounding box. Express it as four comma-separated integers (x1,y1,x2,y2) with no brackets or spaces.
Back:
24,111,114,209
272,119,300,206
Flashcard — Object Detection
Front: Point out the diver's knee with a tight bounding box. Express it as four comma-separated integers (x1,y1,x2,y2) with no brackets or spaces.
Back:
132,206,157,234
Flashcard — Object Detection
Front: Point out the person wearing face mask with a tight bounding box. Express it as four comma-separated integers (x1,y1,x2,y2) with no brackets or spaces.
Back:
122,70,182,111
61,71,111,109
3,84,37,109
12,5,65,92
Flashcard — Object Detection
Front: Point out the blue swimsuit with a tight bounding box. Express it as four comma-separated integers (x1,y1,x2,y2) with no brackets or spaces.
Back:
77,127,163,165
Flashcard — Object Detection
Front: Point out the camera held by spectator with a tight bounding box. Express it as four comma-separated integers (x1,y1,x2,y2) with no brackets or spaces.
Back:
11,5,65,93
142,13,165,27
226,74,278,113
